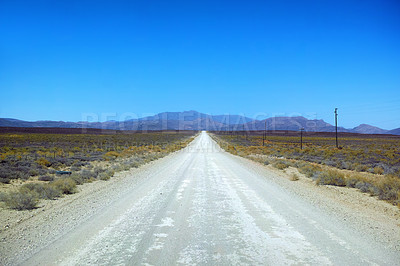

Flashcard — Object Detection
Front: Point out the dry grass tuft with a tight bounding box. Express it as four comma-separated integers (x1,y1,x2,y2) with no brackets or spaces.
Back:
316,169,346,186
1,190,39,210
290,173,299,181
51,178,77,194
272,161,290,170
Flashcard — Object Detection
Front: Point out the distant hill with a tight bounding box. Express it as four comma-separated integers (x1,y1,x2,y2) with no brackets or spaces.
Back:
387,128,400,135
0,118,87,128
1,111,398,135
351,124,388,135
244,116,349,132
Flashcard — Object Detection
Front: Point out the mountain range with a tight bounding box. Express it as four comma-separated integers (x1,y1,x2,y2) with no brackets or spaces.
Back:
0,111,399,135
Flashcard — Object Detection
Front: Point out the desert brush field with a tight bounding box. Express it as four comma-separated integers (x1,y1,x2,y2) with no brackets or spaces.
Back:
0,128,196,210
210,131,400,206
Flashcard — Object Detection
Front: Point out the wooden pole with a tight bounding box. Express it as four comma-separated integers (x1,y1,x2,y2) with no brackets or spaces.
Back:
335,108,338,148
300,128,304,150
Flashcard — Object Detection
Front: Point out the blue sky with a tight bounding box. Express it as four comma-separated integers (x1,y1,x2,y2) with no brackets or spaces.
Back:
1,0,399,129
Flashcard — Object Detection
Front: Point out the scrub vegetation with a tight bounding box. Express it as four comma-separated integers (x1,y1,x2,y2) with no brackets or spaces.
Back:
0,129,196,210
210,131,400,206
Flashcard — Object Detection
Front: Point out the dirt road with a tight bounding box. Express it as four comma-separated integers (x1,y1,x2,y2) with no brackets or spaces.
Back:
2,132,400,265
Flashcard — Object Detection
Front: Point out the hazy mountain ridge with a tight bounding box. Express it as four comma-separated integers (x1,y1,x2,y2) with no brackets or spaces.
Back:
243,116,349,133
0,111,398,135
386,128,400,135
352,124,388,135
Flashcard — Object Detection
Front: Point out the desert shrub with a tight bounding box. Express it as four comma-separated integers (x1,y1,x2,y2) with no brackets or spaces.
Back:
28,168,40,176
37,168,48,175
80,169,97,180
19,171,30,180
355,181,374,193
120,163,131,171
290,173,299,181
346,175,362,188
316,170,346,186
298,164,322,179
374,175,400,201
69,173,84,185
0,166,11,178
20,183,61,200
93,166,104,176
48,169,56,174
0,192,7,202
0,165,30,180
36,158,51,167
111,164,124,172
366,168,374,174
103,151,120,160
14,160,33,168
1,190,39,210
72,161,87,167
38,175,54,181
0,177,10,184
99,169,115,181
226,145,237,155
382,165,396,175
125,158,141,168
373,166,384,175
55,157,74,166
293,161,307,168
131,161,141,168
98,172,109,180
272,161,289,170
107,169,115,176
41,186,61,199
50,161,64,170
20,183,42,192
51,178,77,194
355,164,368,172
70,165,81,172
340,161,352,170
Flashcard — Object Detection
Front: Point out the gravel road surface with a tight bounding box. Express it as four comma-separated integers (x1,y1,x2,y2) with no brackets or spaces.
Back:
2,132,399,265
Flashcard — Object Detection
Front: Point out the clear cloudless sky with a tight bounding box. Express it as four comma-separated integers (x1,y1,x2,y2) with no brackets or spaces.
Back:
1,0,399,129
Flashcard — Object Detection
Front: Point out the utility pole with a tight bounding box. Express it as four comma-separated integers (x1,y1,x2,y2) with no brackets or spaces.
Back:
300,128,304,150
334,108,338,148
263,120,266,146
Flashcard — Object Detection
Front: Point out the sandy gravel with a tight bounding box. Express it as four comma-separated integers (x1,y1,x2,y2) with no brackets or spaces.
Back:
0,132,399,265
